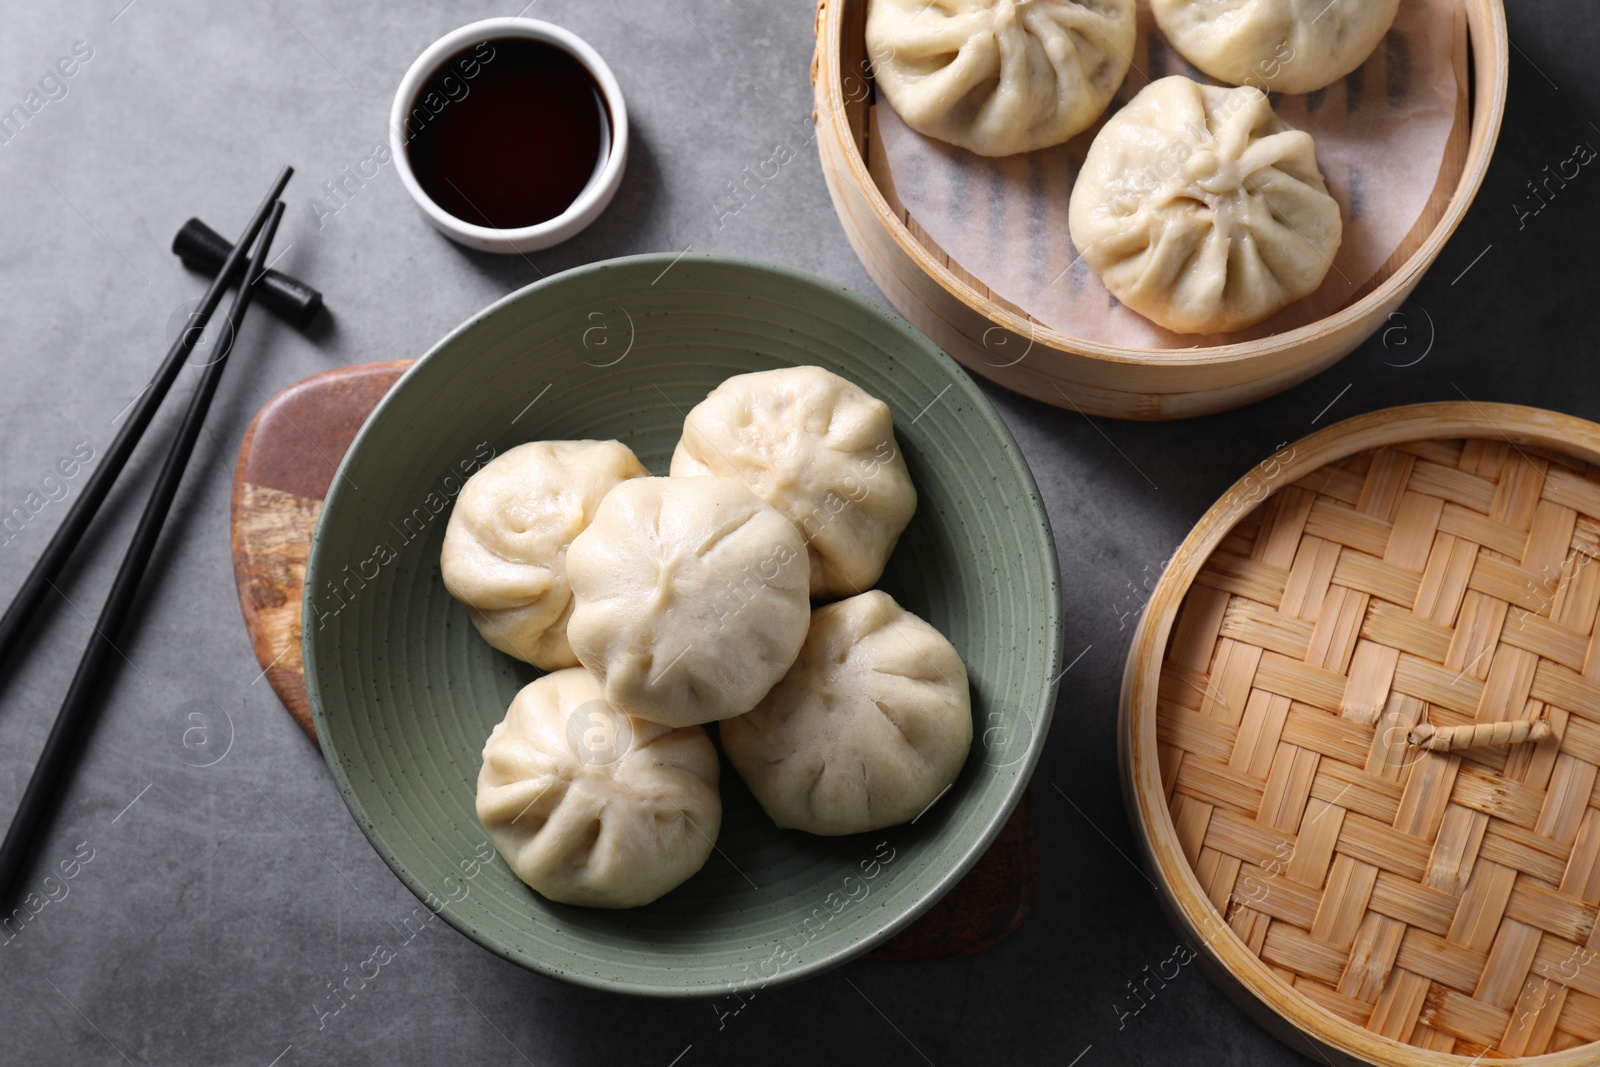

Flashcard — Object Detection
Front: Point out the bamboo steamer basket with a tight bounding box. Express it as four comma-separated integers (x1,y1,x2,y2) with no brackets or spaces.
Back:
1123,403,1600,1064
810,2,1508,420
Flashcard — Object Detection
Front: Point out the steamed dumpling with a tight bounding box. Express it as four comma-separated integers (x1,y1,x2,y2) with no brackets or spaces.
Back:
565,476,811,727
866,0,1137,156
477,669,720,908
1068,76,1342,334
670,366,916,598
440,440,647,669
720,591,972,836
1152,0,1400,95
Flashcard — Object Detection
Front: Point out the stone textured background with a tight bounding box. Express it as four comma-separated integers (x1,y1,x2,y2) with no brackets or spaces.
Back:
0,1,1594,1064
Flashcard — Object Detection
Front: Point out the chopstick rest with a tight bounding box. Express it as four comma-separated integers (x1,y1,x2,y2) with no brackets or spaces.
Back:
172,217,323,330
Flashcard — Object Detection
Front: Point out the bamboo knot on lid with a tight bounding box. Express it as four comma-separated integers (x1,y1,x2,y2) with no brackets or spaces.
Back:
1407,716,1553,753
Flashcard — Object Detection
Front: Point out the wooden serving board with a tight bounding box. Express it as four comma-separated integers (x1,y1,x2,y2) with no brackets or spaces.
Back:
230,361,1034,962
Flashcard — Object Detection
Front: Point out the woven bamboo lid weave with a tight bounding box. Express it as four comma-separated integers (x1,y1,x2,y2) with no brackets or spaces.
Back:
1122,404,1600,1065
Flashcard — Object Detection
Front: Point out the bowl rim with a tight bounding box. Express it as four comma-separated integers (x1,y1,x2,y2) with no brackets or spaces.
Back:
388,16,630,254
1119,401,1600,1065
812,0,1509,369
302,251,1066,997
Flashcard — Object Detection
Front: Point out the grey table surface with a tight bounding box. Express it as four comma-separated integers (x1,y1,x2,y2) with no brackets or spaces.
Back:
0,1,1594,1064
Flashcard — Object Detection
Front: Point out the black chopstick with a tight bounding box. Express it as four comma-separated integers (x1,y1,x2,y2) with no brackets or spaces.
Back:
0,166,292,676
0,202,287,908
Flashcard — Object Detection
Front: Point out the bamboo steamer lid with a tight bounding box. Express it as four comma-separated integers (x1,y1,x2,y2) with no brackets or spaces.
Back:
1123,404,1600,1064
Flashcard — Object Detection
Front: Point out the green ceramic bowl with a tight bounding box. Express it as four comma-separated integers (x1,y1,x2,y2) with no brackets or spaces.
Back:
303,254,1062,997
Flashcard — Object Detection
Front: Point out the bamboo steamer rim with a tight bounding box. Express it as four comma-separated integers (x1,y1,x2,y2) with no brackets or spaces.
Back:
1121,402,1600,1067
811,0,1509,371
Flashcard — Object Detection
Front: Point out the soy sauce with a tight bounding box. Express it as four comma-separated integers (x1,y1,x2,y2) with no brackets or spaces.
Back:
405,37,610,229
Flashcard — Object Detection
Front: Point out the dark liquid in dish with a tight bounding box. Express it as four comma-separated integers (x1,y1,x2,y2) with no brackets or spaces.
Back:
405,37,609,230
